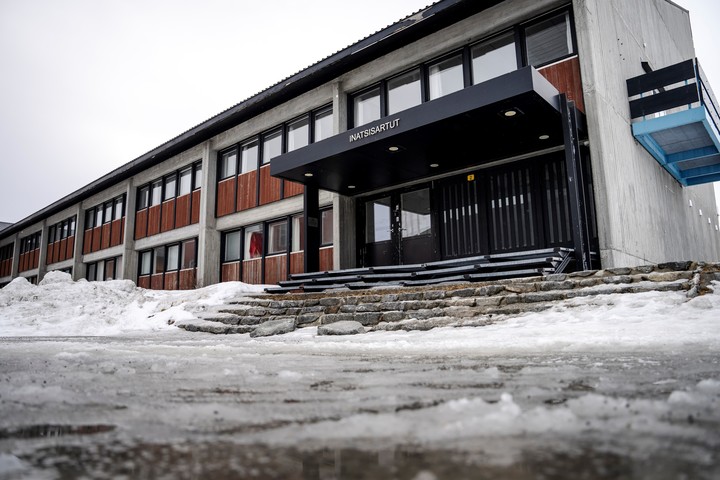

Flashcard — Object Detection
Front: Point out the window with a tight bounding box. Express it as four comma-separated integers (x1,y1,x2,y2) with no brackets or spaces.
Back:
472,31,517,84
61,221,69,239
524,11,573,67
85,209,95,229
103,202,113,224
292,214,305,252
140,251,152,276
181,239,196,269
153,246,165,274
244,224,263,259
223,230,242,262
166,244,179,271
114,196,124,219
95,206,103,227
138,186,150,210
321,209,334,246
387,69,422,115
287,116,310,152
179,167,192,196
353,87,381,127
48,226,56,244
193,162,203,189
262,129,282,165
241,139,259,173
163,174,177,201
96,261,105,281
151,180,162,206
313,106,333,142
87,263,96,281
267,220,288,255
428,54,464,100
69,217,76,236
220,150,237,179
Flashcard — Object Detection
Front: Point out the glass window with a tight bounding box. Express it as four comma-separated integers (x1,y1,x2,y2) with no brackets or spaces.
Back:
291,214,304,252
366,197,392,243
104,202,113,223
223,230,241,262
69,217,76,237
321,209,334,245
193,162,202,190
163,174,177,201
61,221,69,239
220,150,237,179
472,31,517,84
48,226,56,244
166,244,179,271
428,54,464,100
85,209,94,229
387,69,422,115
287,116,310,152
241,139,259,173
151,180,162,206
153,246,165,274
262,129,282,165
267,220,288,255
353,87,381,127
87,263,96,281
138,186,150,210
114,197,124,219
179,167,192,196
96,260,104,282
244,224,264,259
95,206,103,226
181,239,197,269
313,107,333,142
140,251,152,276
104,258,115,280
525,11,573,67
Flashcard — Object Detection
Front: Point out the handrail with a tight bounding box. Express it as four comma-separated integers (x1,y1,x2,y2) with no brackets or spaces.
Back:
696,60,720,133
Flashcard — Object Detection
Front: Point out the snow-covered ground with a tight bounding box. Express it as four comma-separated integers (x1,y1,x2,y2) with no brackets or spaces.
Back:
1,272,719,479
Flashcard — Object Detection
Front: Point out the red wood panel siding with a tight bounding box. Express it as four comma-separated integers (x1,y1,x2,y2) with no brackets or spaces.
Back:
236,171,258,212
18,253,26,272
66,236,74,261
110,219,123,247
175,194,191,229
221,262,241,282
1,258,11,277
100,224,110,250
135,209,148,239
46,242,54,265
179,269,196,290
150,273,164,290
319,246,333,272
58,240,67,262
264,254,287,285
539,57,584,112
190,190,201,224
164,271,179,290
138,276,151,289
160,200,175,233
290,252,304,276
217,178,236,217
284,180,304,198
92,227,102,252
147,205,161,237
259,165,282,205
242,258,262,284
31,249,39,270
83,230,93,255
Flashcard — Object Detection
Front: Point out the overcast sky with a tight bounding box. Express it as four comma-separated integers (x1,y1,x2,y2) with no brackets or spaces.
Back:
0,0,718,223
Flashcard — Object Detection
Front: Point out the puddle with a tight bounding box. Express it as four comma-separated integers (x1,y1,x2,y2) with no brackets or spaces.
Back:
0,424,115,440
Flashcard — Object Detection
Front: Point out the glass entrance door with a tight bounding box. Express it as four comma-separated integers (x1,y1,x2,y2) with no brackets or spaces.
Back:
363,187,436,266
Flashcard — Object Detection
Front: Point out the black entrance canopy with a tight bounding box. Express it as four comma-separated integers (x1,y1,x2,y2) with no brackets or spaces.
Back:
272,67,569,196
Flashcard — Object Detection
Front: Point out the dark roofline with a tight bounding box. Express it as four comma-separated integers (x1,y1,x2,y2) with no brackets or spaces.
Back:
1,0,505,240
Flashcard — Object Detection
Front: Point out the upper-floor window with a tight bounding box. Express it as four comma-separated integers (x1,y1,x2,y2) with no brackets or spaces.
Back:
313,106,333,142
151,180,162,205
241,139,259,173
179,167,192,196
387,69,422,115
193,162,203,189
472,31,517,84
163,174,177,201
220,150,237,179
287,116,310,152
353,87,382,127
262,129,283,165
428,53,465,100
524,11,573,67
138,185,150,210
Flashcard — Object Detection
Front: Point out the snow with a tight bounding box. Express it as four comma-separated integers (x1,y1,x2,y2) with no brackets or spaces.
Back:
0,271,267,336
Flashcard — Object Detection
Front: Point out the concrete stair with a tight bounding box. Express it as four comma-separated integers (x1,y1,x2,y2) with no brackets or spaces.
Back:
175,261,719,335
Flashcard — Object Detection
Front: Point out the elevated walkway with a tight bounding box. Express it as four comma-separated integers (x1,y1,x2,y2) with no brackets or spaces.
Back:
627,58,720,186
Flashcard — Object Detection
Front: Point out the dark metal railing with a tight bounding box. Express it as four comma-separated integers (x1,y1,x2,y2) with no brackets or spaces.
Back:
627,58,719,133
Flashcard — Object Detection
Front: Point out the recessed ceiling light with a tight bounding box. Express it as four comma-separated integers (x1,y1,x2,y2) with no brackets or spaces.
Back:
348,185,356,189
539,134,550,140
503,109,517,117
304,173,313,177
388,146,399,152
430,163,439,168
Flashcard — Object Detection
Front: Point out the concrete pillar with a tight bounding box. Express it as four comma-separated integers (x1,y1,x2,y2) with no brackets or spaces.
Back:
121,179,137,282
71,205,85,281
304,185,320,273
36,220,48,281
197,141,220,287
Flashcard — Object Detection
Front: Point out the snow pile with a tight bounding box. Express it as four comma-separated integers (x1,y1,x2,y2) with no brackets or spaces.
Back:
0,271,266,336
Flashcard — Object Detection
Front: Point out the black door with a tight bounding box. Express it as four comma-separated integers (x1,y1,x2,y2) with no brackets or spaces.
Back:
363,187,436,266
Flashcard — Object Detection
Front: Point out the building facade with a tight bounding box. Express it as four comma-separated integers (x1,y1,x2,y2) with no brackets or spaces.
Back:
1,0,719,289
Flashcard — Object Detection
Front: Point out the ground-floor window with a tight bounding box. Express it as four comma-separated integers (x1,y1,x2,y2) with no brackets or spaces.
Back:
221,208,334,285
137,238,197,290
86,257,119,281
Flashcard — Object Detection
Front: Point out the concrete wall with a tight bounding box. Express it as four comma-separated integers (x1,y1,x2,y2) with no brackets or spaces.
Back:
575,0,720,266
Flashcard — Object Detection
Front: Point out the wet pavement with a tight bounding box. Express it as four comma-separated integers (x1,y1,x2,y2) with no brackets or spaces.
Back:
1,332,718,479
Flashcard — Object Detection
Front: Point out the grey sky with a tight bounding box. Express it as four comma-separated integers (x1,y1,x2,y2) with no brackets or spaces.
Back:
0,0,718,223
